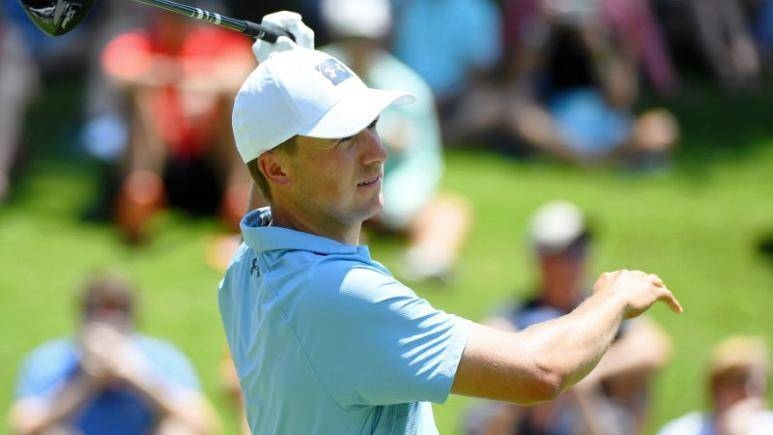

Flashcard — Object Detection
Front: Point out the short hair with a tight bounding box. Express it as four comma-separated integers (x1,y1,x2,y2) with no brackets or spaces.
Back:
79,272,137,320
246,136,297,202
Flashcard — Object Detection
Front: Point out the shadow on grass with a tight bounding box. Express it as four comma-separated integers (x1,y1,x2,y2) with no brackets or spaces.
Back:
640,79,773,174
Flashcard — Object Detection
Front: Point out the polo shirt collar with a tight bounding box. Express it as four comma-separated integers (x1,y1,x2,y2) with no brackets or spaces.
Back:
241,207,365,256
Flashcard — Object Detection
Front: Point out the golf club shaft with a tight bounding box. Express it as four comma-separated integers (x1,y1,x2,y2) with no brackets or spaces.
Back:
132,0,293,42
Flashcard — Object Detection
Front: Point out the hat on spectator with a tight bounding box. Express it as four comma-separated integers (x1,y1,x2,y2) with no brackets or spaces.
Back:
321,0,392,40
530,200,589,255
232,48,412,163
709,336,769,380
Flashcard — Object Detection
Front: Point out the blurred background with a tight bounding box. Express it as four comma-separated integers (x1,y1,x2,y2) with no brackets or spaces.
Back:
1,0,772,434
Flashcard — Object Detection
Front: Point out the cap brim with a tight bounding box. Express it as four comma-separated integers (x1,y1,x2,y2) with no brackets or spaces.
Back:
299,87,414,139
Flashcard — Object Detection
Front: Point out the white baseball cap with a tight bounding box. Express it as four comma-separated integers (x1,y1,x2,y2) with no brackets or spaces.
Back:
530,200,589,254
232,48,413,163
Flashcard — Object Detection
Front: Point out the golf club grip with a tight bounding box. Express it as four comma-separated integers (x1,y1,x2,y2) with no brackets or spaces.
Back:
131,0,295,42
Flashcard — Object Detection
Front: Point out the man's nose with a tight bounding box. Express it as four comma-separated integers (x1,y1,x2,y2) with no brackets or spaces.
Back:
359,128,388,164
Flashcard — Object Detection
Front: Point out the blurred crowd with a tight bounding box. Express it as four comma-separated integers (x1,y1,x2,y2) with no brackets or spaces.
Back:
3,0,773,433
3,0,773,240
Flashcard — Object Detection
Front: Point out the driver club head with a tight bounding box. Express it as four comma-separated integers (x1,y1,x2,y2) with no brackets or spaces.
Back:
18,0,96,36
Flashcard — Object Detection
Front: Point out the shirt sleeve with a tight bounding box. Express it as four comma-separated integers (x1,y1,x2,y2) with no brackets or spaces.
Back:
297,265,470,409
656,413,705,435
751,411,773,435
14,340,78,400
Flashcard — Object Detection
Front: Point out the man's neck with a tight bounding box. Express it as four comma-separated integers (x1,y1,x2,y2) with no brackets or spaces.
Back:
269,203,361,245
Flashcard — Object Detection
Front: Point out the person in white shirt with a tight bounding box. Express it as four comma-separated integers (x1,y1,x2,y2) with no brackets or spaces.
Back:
658,336,773,435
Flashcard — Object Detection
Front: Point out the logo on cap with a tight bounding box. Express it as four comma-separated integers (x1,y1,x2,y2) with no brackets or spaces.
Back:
316,58,352,86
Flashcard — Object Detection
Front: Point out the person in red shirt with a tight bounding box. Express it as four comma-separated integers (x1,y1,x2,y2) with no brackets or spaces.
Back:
102,9,254,243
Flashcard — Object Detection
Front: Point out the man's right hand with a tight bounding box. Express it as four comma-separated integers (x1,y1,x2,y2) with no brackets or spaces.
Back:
592,270,683,319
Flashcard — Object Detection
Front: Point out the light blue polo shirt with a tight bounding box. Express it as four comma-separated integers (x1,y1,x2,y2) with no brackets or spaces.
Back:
218,208,470,434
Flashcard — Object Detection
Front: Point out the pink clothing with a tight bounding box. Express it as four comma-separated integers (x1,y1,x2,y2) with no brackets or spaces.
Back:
502,0,678,94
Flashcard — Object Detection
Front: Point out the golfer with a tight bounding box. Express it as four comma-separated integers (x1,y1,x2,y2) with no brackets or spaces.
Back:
218,12,682,435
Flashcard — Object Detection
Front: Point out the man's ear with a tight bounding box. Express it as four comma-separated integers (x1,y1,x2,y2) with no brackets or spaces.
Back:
258,152,291,187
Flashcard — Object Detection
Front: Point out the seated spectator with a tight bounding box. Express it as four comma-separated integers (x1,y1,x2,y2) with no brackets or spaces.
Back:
78,0,147,221
8,272,219,435
464,201,672,435
753,0,773,73
100,9,254,243
601,0,679,95
683,0,761,90
391,0,502,122
450,0,679,169
319,0,473,282
0,8,38,202
658,336,773,435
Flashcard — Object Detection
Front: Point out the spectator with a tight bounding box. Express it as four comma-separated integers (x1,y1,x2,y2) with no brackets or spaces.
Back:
658,336,773,435
656,0,761,90
465,201,672,435
319,0,473,281
450,0,679,169
0,8,39,202
686,0,761,90
752,0,773,73
8,272,219,435
101,9,254,243
601,0,680,95
78,0,146,221
391,0,502,121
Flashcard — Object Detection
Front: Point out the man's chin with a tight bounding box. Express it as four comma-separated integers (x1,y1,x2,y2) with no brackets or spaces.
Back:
366,202,384,221
358,194,384,223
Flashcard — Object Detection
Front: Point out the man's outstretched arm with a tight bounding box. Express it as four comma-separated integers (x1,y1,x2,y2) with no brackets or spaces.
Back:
451,270,682,404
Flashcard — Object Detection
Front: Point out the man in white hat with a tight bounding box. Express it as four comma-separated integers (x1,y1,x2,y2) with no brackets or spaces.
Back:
218,12,682,434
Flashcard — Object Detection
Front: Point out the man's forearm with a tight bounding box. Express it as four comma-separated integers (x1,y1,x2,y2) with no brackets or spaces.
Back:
588,318,671,383
519,290,627,392
453,270,680,404
453,292,627,404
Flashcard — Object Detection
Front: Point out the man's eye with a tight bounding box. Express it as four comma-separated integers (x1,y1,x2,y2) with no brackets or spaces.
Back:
337,118,379,144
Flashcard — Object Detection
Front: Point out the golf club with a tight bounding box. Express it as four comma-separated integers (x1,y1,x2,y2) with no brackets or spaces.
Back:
18,0,295,42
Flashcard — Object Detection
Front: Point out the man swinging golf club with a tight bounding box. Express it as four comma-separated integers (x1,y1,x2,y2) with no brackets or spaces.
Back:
218,11,683,435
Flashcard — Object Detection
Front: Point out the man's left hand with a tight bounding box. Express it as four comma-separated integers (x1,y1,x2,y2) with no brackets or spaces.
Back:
252,11,314,63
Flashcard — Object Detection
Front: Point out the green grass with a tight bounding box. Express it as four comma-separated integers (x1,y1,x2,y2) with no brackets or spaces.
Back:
1,76,772,434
